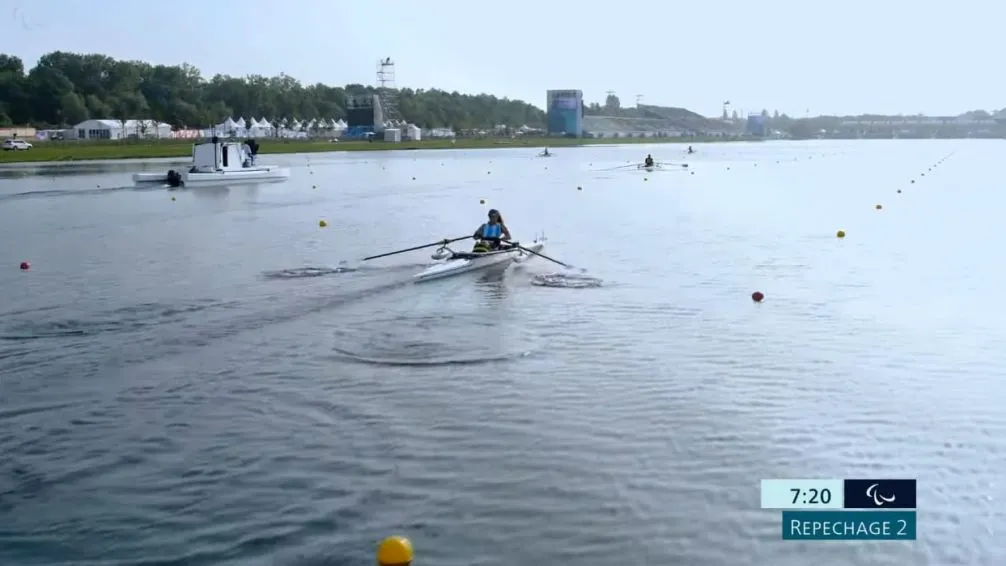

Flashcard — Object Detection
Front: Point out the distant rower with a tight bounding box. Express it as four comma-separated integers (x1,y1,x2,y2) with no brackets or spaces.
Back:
643,154,655,167
687,146,695,154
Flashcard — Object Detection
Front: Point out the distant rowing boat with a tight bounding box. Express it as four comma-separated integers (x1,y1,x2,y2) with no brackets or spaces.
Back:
636,162,687,171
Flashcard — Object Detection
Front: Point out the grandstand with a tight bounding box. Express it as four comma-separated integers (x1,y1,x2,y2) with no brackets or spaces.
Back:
583,104,726,137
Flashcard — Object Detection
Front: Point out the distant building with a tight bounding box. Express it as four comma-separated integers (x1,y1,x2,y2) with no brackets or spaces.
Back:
0,127,36,139
746,114,767,136
546,90,584,136
343,94,385,139
71,119,172,140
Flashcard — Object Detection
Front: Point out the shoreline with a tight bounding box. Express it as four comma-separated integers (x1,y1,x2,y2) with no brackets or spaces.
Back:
0,136,726,165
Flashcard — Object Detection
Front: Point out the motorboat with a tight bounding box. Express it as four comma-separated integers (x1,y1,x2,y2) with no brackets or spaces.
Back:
413,237,545,283
133,139,290,187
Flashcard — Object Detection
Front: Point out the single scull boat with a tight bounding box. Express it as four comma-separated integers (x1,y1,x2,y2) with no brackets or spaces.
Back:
414,236,545,283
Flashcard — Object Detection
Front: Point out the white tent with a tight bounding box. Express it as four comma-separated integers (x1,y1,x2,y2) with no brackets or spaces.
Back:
214,117,247,137
246,117,271,138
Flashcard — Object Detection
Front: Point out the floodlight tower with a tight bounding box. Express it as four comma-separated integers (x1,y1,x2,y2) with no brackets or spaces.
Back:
377,57,401,122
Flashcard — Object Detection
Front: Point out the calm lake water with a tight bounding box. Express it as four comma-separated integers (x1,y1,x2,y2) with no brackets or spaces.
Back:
1,140,1003,565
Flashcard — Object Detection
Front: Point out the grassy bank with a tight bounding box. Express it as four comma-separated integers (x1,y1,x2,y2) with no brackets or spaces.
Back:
0,135,722,164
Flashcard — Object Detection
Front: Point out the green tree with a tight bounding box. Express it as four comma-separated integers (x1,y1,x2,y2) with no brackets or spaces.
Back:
604,93,621,112
0,50,547,129
59,92,88,124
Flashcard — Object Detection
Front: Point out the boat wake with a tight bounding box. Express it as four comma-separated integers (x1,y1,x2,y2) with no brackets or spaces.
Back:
0,184,162,202
329,314,540,366
261,262,427,280
261,266,358,279
530,273,604,288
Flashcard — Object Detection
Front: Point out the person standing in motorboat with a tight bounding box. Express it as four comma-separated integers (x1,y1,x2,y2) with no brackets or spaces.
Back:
242,141,255,167
472,208,512,252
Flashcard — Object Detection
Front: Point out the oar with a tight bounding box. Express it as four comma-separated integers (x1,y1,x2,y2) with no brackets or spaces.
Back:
515,244,573,269
362,235,470,261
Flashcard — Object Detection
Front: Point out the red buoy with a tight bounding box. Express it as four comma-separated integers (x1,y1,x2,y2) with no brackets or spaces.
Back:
19,261,30,271
751,291,764,303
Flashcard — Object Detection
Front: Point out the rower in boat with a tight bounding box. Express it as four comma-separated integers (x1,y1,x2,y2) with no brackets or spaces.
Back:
643,154,655,167
472,208,512,252
687,146,695,154
542,148,551,157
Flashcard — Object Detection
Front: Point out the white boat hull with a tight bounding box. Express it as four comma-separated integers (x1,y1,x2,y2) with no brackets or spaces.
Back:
183,166,289,186
413,241,544,283
133,171,173,183
133,166,289,186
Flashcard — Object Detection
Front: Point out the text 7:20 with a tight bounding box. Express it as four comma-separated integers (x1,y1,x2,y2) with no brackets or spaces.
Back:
791,488,832,504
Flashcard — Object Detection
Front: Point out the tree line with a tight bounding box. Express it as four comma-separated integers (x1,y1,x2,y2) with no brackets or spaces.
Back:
0,51,547,130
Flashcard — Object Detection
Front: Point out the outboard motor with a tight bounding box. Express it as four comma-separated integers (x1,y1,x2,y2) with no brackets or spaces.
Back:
166,169,183,188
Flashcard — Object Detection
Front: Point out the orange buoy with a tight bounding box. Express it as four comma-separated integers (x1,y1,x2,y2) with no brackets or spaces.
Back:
19,261,30,271
751,291,764,303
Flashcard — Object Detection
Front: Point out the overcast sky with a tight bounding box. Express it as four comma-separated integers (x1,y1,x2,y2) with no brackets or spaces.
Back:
2,0,999,117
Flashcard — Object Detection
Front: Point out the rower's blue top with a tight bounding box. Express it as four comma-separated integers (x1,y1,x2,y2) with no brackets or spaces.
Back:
481,223,502,238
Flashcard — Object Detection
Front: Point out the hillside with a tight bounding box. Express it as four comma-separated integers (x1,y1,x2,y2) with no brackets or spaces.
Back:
0,51,545,130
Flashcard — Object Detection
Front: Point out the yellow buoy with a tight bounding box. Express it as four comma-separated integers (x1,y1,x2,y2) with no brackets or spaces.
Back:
487,171,491,174
875,204,882,210
836,230,846,238
171,196,176,201
644,177,648,181
319,220,328,228
577,186,582,191
479,199,485,205
312,185,317,189
377,536,413,566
